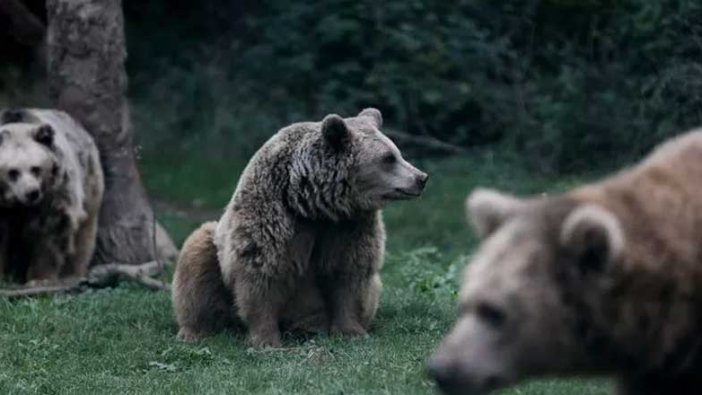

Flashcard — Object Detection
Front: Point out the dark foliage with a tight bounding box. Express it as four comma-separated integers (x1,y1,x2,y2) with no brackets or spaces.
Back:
6,0,702,173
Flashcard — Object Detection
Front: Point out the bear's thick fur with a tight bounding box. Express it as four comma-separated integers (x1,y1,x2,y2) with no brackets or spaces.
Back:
173,108,426,346
0,108,104,284
173,221,383,342
429,130,702,395
172,221,239,341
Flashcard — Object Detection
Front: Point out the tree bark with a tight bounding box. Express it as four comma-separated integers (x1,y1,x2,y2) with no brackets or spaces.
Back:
46,0,176,265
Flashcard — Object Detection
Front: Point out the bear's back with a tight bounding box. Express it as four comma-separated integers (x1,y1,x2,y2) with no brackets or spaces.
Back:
569,129,702,278
25,109,98,159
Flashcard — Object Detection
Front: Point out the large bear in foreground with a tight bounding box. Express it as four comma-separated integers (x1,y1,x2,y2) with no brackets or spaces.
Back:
0,109,104,284
173,108,428,347
428,130,702,395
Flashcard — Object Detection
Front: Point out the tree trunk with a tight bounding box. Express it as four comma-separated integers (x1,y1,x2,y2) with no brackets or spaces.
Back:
46,0,177,265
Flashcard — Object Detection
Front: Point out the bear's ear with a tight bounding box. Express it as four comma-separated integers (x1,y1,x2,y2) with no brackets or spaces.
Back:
466,188,525,239
34,124,55,148
322,114,350,150
560,204,624,274
358,108,382,128
0,109,26,125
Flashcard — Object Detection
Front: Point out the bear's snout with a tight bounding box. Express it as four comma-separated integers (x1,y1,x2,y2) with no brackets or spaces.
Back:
25,189,41,204
416,172,429,189
428,356,503,395
426,356,455,388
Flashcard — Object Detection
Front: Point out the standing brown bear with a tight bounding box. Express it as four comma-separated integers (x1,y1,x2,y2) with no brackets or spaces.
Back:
428,129,702,395
173,108,427,347
0,109,103,284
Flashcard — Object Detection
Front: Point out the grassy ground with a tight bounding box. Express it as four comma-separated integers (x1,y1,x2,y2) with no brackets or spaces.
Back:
0,148,609,394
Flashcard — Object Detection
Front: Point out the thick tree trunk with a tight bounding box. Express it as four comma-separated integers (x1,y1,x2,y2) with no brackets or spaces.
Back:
46,0,176,265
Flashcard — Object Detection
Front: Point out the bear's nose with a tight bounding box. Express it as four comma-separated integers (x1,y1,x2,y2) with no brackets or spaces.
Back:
426,357,455,388
416,172,429,189
26,190,41,203
428,357,485,395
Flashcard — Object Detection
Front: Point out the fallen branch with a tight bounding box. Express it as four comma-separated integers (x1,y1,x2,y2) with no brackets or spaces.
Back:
384,128,467,155
0,260,170,299
0,278,83,298
87,261,169,291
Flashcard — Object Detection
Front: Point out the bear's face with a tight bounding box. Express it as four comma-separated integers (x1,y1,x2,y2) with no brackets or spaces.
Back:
428,189,625,395
0,123,59,207
323,108,428,211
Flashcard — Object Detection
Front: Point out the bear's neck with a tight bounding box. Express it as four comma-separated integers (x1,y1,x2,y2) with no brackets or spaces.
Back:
287,154,357,221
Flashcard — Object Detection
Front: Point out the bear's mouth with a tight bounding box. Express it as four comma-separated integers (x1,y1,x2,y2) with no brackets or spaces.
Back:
384,188,421,200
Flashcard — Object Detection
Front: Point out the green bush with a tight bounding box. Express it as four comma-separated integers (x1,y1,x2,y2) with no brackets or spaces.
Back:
123,0,701,172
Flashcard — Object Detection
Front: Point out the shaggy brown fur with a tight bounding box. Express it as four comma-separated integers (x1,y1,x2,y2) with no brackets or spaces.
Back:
172,220,383,342
172,222,238,341
428,130,702,395
173,108,423,346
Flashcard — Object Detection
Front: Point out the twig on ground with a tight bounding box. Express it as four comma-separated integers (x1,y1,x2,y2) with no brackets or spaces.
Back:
0,279,83,298
0,260,170,299
87,261,169,291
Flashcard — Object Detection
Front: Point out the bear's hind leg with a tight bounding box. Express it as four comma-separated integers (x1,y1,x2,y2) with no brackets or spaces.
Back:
172,222,238,342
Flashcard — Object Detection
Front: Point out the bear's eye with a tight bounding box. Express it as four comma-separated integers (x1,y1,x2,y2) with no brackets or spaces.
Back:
7,169,19,182
30,167,41,177
476,302,506,328
382,153,396,164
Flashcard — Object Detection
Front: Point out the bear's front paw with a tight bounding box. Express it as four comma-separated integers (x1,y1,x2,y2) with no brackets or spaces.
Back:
247,330,282,348
331,320,368,337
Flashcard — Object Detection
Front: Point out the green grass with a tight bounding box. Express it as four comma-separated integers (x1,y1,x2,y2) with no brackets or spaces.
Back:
0,149,610,394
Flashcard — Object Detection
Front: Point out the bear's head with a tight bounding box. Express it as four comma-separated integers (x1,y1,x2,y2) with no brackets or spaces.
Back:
428,188,627,395
0,121,60,207
340,108,428,209
289,108,428,219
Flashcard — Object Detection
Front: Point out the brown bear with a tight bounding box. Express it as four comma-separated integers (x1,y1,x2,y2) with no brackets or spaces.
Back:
428,130,702,395
0,109,104,284
173,108,426,346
